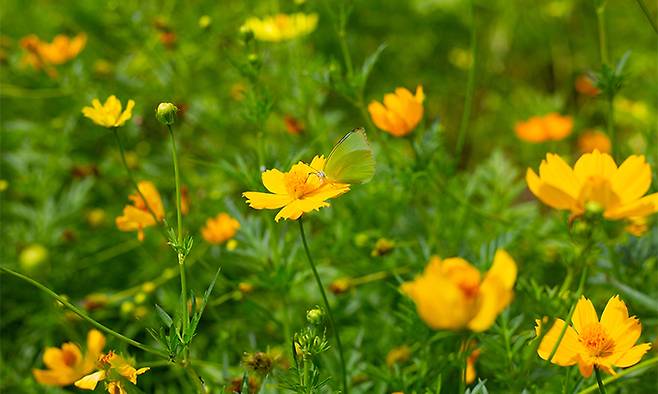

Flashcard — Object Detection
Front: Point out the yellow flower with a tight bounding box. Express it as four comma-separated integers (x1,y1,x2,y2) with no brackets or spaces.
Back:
401,250,517,332
578,130,611,154
201,212,240,244
33,330,105,387
115,181,164,241
368,86,425,137
243,155,350,222
536,295,651,377
75,351,149,394
526,150,658,221
466,347,481,384
386,345,411,368
82,95,135,128
20,33,86,76
241,13,318,42
515,113,573,143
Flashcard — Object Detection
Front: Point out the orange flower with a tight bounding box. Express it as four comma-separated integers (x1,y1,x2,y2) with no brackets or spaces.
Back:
401,250,517,332
526,150,658,221
75,351,149,394
33,330,105,387
536,295,651,377
515,113,573,143
578,130,611,154
20,33,86,77
115,181,164,241
368,86,425,137
201,213,240,244
243,155,350,222
575,74,600,97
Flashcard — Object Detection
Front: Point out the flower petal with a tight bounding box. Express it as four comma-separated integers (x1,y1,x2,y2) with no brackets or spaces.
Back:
74,370,106,390
243,192,291,210
526,168,578,210
614,343,651,368
572,296,598,335
261,169,288,194
536,318,583,366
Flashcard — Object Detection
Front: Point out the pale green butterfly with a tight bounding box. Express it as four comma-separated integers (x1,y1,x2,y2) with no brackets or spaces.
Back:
319,127,375,184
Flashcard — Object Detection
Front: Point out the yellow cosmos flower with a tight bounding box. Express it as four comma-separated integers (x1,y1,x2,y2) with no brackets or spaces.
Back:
33,330,105,387
515,113,573,143
82,95,135,128
401,250,517,332
75,351,149,394
526,150,658,221
536,295,651,377
241,13,318,42
20,33,86,77
243,155,350,222
578,130,611,154
368,86,425,137
115,181,165,241
201,212,240,244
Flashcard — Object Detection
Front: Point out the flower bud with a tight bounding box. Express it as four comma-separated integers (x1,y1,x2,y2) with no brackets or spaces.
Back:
239,25,254,43
19,244,48,272
306,306,325,325
247,53,261,70
155,102,178,125
198,15,212,29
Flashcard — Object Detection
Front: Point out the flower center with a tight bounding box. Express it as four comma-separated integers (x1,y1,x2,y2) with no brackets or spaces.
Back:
579,322,615,358
284,171,317,199
62,349,79,366
579,175,618,210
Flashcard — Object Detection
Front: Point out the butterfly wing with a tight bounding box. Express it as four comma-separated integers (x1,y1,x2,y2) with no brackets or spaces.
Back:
324,128,376,184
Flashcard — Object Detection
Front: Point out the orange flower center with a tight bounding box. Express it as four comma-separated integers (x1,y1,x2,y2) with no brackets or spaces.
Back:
579,322,615,358
284,171,317,199
579,176,617,209
62,349,79,366
458,281,480,299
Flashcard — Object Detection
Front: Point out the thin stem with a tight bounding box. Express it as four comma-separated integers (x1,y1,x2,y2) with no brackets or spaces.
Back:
594,366,607,394
298,219,348,394
0,266,167,358
634,0,658,35
548,259,591,362
112,128,163,228
606,95,617,161
167,124,189,349
167,125,184,247
595,4,609,66
456,0,478,159
337,6,354,78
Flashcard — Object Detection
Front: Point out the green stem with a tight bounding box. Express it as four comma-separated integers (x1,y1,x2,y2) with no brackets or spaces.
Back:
548,262,590,362
594,366,607,394
595,4,609,65
634,0,658,35
167,124,189,350
606,95,617,161
112,128,163,228
0,266,167,358
337,5,354,78
578,357,658,394
298,219,348,394
456,0,478,159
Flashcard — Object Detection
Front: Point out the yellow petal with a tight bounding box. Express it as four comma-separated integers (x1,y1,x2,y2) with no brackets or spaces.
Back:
573,149,617,183
536,319,582,366
577,359,594,378
368,101,394,133
614,343,651,368
572,296,598,335
115,99,135,127
243,192,291,209
74,370,106,390
611,155,651,204
261,169,288,194
85,330,105,364
274,198,329,222
605,193,658,220
526,168,578,210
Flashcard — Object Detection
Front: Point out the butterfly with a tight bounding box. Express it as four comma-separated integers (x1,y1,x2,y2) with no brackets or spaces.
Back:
319,127,376,184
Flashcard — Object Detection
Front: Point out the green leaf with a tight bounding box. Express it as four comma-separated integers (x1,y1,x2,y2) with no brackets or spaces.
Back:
155,304,174,328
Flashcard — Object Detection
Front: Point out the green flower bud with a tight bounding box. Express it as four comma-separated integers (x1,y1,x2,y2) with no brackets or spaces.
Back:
155,102,178,125
19,244,48,271
306,306,325,325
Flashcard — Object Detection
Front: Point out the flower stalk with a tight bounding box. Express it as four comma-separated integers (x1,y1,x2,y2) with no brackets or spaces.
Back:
594,366,607,394
298,219,348,394
0,266,168,358
456,0,478,159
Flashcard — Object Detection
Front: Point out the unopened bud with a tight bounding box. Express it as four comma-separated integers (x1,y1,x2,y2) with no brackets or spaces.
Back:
306,307,325,325
155,102,178,125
